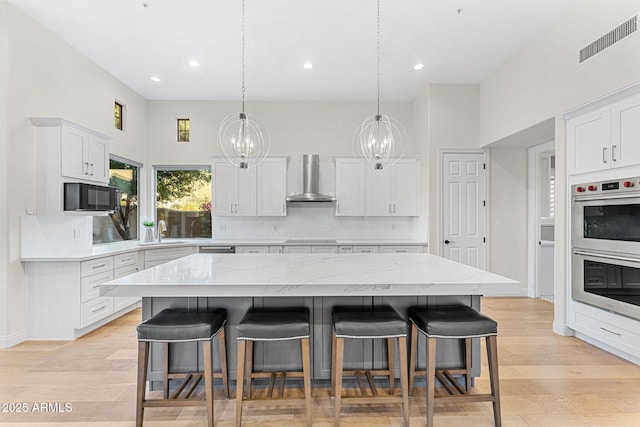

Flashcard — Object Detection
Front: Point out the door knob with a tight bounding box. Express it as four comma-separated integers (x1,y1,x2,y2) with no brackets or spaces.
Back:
444,239,455,244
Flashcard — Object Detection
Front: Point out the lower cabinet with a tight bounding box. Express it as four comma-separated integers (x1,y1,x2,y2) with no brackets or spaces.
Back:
144,246,195,268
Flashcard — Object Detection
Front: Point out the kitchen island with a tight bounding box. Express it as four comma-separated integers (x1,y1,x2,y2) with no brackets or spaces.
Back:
101,253,517,383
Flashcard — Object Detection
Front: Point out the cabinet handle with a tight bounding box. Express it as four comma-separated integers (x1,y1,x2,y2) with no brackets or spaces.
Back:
230,204,233,213
600,327,621,337
602,147,608,163
393,204,396,214
388,204,392,214
92,263,107,269
611,145,618,162
92,305,107,313
90,163,94,175
396,249,406,253
120,257,132,262
83,162,89,174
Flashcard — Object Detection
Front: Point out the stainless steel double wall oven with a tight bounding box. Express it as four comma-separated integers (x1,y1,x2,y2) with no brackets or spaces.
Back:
571,177,640,320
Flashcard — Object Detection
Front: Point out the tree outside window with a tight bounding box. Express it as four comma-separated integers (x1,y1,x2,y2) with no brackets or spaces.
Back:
177,118,190,142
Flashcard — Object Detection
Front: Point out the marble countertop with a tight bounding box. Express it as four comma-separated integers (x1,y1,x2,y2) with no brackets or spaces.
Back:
22,238,429,262
100,253,518,298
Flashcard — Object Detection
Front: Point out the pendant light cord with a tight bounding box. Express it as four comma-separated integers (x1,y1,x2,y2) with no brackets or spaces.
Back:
241,0,246,114
376,0,380,117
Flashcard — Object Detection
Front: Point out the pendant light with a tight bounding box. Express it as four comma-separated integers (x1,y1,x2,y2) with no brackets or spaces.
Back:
354,0,405,170
218,0,270,169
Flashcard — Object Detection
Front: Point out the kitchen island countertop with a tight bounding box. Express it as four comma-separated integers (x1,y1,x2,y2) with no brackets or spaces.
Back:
100,252,517,298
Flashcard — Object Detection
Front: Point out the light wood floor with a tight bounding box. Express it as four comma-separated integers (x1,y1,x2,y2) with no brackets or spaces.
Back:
2,297,640,426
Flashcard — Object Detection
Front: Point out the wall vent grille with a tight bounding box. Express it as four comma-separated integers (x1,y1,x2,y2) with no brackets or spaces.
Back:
579,15,637,63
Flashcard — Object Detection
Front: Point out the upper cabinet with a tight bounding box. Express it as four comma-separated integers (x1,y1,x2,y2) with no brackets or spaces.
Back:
366,158,420,216
212,157,287,217
60,124,109,183
31,118,111,215
257,157,287,216
335,158,365,216
335,157,420,217
567,86,640,175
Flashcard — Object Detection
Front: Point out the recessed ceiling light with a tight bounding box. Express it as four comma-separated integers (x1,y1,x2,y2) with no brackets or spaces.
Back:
150,76,161,82
188,60,200,68
413,63,424,71
303,62,313,69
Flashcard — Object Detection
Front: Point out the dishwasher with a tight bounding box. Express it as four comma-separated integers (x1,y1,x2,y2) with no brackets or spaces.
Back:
199,246,236,254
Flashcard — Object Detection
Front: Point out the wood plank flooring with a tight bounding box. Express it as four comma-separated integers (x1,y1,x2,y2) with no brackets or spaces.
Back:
2,297,640,426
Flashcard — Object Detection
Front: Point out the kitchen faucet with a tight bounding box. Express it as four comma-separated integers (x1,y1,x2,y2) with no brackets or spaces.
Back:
157,220,167,242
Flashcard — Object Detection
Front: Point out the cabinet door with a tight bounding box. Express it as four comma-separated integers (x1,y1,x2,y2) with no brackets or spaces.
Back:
311,246,338,254
257,158,286,216
365,167,392,216
61,124,88,180
611,93,640,169
236,167,257,215
87,134,109,183
353,246,379,253
567,107,611,175
379,245,423,253
236,246,269,254
283,246,312,254
212,160,237,215
335,159,365,216
391,159,419,216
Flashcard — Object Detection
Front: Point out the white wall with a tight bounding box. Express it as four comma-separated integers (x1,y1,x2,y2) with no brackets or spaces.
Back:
0,3,147,346
479,0,640,330
427,85,480,254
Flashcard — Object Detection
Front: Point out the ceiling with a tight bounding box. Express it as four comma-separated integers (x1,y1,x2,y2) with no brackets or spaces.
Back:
8,0,586,102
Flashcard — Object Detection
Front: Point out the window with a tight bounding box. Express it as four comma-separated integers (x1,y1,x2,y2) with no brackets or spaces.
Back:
177,118,190,142
154,166,212,238
114,101,123,130
93,157,140,244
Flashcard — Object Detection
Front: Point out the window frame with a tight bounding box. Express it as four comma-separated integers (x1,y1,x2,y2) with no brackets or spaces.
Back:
114,101,124,131
177,118,190,142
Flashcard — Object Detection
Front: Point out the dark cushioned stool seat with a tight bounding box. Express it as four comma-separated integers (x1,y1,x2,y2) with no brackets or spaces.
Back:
235,307,312,426
332,305,407,338
408,305,497,338
237,307,309,340
331,305,409,427
408,304,501,427
137,308,227,342
135,308,228,427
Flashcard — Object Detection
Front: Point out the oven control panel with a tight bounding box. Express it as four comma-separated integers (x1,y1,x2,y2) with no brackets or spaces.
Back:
573,177,640,196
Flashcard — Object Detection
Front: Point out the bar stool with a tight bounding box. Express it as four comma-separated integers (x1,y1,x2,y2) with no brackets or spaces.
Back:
235,307,312,427
331,305,409,427
408,305,501,427
135,308,228,427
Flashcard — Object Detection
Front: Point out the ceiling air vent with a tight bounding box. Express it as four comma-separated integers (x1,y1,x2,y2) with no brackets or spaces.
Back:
579,14,637,63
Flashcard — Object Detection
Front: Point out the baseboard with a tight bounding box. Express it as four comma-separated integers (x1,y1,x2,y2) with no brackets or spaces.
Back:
0,330,26,348
553,321,574,337
575,331,640,366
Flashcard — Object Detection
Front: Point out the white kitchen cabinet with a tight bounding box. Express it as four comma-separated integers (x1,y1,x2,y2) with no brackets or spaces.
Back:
270,246,284,254
379,245,424,253
236,246,270,254
143,246,195,269
335,158,365,216
257,157,287,216
566,87,640,175
212,159,257,216
61,123,109,183
365,158,419,216
282,245,338,254
353,246,379,253
283,246,312,254
113,251,141,312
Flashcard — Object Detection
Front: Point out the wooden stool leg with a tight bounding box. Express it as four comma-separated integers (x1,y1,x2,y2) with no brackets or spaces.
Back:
387,337,395,394
464,338,472,393
426,337,436,427
487,335,502,427
301,337,312,427
334,336,344,427
331,331,337,397
203,340,214,427
136,341,149,427
162,342,169,399
235,340,246,427
218,328,229,398
245,340,254,399
397,336,410,427
409,323,418,396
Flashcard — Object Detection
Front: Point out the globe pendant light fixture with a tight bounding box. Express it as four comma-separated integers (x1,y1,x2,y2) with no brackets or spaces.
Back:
218,0,270,169
355,0,405,170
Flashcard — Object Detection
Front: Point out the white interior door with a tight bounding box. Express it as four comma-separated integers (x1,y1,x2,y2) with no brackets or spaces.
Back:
441,152,487,269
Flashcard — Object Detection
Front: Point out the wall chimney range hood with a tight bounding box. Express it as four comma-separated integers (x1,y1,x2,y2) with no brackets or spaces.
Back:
286,154,335,203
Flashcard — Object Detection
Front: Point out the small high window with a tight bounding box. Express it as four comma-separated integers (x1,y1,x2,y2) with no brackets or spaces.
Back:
177,118,190,142
114,102,123,130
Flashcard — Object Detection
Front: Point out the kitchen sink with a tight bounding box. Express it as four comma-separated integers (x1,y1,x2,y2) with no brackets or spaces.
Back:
284,239,337,244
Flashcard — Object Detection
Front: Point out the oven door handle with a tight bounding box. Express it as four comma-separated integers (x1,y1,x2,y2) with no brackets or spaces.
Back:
573,193,640,202
573,249,640,264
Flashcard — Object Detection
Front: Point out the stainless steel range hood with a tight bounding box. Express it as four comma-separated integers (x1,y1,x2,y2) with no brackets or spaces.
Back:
286,154,335,203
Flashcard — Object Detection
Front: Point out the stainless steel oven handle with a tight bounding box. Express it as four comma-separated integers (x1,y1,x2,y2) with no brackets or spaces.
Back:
573,193,640,202
573,249,640,264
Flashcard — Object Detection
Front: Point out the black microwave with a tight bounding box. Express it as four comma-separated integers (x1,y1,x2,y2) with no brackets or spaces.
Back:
64,183,119,212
